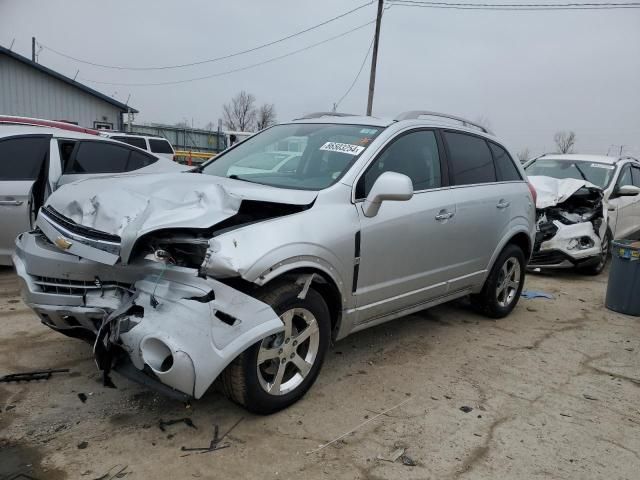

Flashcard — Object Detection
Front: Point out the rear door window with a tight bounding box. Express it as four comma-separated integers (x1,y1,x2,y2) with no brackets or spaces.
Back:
489,142,521,182
0,136,50,180
112,136,147,150
66,141,131,174
443,131,496,186
149,139,173,154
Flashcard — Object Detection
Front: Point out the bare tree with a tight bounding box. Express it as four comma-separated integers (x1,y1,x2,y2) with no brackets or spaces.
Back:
256,103,277,131
517,148,531,164
554,131,576,154
222,91,257,132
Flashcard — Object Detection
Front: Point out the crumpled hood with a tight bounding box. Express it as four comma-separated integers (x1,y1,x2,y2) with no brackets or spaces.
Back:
528,175,601,209
45,172,318,240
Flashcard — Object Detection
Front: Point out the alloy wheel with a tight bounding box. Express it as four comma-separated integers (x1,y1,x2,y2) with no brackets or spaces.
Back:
496,257,521,308
256,308,320,396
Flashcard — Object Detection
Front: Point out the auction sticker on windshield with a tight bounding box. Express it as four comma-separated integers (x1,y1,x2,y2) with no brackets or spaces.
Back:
320,142,365,156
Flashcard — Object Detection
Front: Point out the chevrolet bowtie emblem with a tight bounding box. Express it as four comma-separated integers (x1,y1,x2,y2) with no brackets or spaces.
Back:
54,236,73,250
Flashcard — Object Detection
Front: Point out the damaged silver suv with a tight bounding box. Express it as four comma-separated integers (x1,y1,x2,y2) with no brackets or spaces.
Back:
14,111,535,413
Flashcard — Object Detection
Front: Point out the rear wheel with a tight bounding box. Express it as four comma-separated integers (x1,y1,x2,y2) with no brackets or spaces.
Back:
220,282,331,414
471,244,526,318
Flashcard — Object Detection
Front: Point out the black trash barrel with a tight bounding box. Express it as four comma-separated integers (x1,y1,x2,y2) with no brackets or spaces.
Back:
605,240,640,316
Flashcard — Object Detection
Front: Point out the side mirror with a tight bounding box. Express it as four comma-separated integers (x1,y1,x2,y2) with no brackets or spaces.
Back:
615,185,640,197
362,171,413,217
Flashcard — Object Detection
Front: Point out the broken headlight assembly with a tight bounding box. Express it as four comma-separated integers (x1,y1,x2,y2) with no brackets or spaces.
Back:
135,233,210,268
567,236,595,250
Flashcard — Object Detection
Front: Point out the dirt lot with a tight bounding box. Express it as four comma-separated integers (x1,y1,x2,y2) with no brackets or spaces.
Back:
1,265,639,480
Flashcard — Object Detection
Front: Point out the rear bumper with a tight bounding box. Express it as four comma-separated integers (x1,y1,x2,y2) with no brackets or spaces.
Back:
13,231,283,399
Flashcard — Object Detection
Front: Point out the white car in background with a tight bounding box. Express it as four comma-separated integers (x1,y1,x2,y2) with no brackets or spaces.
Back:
525,154,640,274
0,124,184,265
99,131,176,160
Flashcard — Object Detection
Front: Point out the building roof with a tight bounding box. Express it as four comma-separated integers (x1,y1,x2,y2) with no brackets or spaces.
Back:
0,45,138,113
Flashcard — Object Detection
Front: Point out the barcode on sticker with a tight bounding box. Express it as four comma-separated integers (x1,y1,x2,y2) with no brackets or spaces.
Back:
320,142,365,156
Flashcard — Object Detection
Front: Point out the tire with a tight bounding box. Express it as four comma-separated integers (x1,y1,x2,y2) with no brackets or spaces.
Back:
471,243,526,319
220,281,331,414
578,228,611,276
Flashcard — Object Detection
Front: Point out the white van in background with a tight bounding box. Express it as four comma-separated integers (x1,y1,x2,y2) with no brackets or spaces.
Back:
99,131,176,160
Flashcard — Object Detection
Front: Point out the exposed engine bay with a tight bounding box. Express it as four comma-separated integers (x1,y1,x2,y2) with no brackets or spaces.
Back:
528,176,607,268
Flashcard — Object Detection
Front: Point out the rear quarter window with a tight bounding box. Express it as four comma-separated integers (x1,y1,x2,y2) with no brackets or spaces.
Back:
489,142,522,182
149,139,173,154
443,131,496,186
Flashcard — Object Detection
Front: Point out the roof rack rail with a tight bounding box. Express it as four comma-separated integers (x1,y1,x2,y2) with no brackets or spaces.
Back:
394,110,492,134
620,155,639,163
294,112,357,120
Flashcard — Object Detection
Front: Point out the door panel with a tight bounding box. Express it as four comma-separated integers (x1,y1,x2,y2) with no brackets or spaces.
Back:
448,184,507,290
0,135,50,263
355,189,455,319
0,181,33,262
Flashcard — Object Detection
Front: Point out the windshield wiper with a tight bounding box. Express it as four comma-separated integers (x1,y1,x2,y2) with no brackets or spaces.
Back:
228,174,259,184
188,164,204,173
573,163,589,183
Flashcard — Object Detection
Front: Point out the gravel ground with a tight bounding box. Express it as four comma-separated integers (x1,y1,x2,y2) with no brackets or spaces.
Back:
1,265,639,479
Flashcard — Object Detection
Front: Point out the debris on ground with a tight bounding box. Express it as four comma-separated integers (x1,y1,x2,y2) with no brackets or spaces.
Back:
459,406,473,413
583,394,599,401
92,464,131,480
180,417,244,456
77,441,88,449
158,417,197,432
401,454,417,466
0,368,70,383
307,397,412,454
377,447,406,463
521,290,554,300
78,393,88,403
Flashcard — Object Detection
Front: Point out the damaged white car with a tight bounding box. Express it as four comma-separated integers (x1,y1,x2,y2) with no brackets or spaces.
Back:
14,111,535,413
526,154,640,274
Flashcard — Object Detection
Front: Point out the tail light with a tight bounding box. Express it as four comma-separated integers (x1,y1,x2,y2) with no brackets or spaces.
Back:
527,181,537,205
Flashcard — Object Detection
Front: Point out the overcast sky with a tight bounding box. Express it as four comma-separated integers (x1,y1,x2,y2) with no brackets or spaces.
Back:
1,0,639,157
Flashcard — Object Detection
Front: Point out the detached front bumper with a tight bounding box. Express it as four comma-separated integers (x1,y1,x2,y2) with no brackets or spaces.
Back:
529,221,602,269
14,231,283,399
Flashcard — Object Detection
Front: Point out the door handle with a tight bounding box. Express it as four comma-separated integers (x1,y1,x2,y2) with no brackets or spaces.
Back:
0,200,24,206
435,211,455,221
496,200,510,209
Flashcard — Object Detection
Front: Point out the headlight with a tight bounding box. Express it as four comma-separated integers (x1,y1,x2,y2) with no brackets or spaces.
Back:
567,236,594,250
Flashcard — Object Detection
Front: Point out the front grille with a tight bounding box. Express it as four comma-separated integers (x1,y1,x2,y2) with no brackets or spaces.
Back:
41,206,121,243
33,275,131,296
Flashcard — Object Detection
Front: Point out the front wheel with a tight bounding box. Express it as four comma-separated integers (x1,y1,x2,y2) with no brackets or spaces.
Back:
578,229,611,276
471,244,526,318
220,282,331,414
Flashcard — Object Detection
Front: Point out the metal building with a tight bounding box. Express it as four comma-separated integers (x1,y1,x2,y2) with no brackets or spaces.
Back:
0,45,137,130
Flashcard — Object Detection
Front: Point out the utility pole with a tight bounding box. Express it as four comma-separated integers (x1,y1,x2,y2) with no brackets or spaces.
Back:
32,36,36,63
366,0,384,116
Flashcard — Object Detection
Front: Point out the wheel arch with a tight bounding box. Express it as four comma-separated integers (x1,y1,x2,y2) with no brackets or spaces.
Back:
258,265,344,339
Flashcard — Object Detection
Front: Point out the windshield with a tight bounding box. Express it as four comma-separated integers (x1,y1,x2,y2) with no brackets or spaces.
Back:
525,159,615,188
202,123,383,190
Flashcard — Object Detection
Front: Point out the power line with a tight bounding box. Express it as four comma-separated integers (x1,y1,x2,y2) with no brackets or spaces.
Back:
335,37,375,109
79,20,376,87
387,1,640,10
38,1,374,71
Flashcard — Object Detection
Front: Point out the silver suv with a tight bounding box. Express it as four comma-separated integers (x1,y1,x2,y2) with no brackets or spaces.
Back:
14,111,536,413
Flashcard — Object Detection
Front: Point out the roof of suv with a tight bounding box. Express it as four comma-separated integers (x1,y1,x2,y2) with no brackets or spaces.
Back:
289,112,497,139
0,124,109,140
